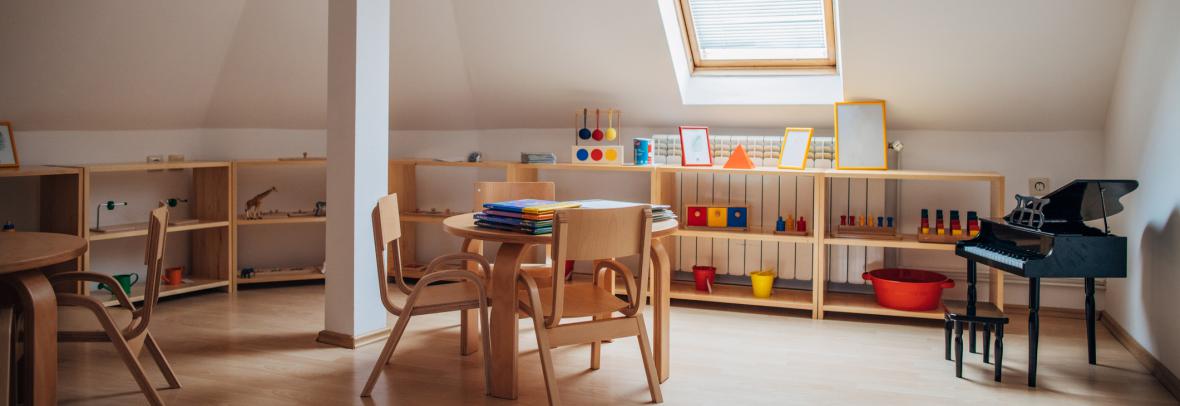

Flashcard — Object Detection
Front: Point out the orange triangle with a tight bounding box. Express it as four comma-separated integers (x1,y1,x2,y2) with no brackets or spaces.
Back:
723,144,756,169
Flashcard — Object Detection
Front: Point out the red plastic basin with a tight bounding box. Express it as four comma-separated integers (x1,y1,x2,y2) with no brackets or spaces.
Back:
861,268,955,311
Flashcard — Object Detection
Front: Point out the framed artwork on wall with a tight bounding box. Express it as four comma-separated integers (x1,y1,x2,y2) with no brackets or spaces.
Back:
0,121,18,168
679,126,713,166
777,128,814,169
834,101,888,170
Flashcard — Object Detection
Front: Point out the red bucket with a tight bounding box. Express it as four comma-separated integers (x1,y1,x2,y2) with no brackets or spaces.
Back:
692,266,716,292
861,268,954,311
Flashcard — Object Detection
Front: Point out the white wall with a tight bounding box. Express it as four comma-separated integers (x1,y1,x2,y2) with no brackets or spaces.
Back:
1103,0,1180,378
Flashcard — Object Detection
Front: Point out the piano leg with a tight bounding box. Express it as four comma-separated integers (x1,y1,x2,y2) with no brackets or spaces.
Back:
967,259,977,353
1028,277,1040,387
1085,277,1096,365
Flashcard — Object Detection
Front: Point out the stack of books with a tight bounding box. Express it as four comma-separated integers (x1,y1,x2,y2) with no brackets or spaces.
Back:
475,199,581,234
521,152,557,164
574,199,677,222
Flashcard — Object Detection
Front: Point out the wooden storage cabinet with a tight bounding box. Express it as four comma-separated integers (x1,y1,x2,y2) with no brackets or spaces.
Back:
231,159,327,287
80,162,233,304
0,165,85,292
390,159,1005,320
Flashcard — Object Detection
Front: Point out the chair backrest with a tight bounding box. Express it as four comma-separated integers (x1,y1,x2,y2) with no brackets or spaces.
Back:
130,205,169,338
473,182,556,210
547,206,652,325
372,194,412,314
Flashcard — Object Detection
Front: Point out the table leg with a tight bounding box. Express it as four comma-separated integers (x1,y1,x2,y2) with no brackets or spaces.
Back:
0,270,57,406
651,238,671,383
1085,277,1096,365
460,238,483,356
489,243,526,399
1028,277,1040,387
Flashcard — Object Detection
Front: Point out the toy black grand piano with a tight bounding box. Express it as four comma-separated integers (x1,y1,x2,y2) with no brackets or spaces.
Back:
955,179,1139,387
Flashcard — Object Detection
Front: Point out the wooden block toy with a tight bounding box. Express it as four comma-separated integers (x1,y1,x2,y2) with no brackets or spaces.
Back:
722,144,756,169
571,145,624,164
707,208,727,227
833,224,900,240
683,203,751,231
686,206,708,227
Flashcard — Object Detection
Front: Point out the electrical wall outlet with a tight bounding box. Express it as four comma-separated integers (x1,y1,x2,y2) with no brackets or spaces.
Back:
146,155,163,164
1029,177,1051,195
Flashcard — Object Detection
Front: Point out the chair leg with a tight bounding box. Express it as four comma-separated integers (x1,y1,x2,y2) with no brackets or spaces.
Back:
995,325,1004,382
144,332,181,389
460,308,479,356
361,312,413,398
526,300,560,405
109,331,165,406
982,324,992,364
944,318,952,361
0,306,11,403
634,314,664,404
477,303,493,396
954,321,964,379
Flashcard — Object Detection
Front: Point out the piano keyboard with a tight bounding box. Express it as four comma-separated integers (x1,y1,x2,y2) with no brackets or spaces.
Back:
962,245,1035,269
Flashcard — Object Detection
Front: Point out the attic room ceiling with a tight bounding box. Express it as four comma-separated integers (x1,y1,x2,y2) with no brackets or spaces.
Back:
0,0,1133,132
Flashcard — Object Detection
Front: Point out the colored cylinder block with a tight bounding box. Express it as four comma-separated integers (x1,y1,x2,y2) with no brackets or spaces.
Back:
686,206,707,227
707,208,727,227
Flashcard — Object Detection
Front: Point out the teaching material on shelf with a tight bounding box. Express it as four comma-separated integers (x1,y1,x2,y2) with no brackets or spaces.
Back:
682,203,749,231
833,223,899,240
692,266,715,293
778,128,814,169
834,100,888,170
241,265,323,279
279,152,326,161
91,200,129,232
722,145,757,169
572,108,623,164
520,152,557,164
773,215,809,236
916,208,977,243
243,186,278,219
750,270,775,298
633,138,652,165
0,121,18,167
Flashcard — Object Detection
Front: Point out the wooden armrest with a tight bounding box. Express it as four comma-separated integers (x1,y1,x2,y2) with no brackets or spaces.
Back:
595,259,642,316
48,272,137,311
55,293,132,335
516,271,552,327
425,252,493,280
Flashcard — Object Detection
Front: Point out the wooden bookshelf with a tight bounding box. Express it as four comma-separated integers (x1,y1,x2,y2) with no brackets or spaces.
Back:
78,161,233,300
385,159,1002,321
93,278,231,306
0,165,85,293
231,159,327,290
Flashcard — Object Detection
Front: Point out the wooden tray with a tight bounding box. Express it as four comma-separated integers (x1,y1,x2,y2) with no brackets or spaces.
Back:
831,224,900,240
773,229,809,236
915,228,972,244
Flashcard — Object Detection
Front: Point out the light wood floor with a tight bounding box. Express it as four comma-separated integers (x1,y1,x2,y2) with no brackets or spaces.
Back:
54,284,1177,405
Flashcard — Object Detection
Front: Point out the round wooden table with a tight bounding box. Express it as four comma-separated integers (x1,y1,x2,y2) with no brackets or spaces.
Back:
0,232,88,406
443,213,677,399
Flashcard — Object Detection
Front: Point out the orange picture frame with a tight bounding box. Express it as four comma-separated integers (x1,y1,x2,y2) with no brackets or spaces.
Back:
0,121,19,168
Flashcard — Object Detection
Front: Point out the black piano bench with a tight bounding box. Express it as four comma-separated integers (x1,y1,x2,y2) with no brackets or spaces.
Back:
944,300,1009,382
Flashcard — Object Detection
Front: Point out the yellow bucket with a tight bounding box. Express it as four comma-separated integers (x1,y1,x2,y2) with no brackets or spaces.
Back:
750,270,775,298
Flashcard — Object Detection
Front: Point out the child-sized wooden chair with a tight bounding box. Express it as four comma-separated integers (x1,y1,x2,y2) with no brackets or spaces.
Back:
48,205,181,406
517,206,663,405
361,194,493,398
454,182,558,355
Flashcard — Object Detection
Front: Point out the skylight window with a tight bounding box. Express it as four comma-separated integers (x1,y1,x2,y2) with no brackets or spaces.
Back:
679,0,836,70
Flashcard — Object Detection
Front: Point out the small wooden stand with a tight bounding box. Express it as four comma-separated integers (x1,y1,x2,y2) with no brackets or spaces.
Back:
773,229,809,237
831,224,900,240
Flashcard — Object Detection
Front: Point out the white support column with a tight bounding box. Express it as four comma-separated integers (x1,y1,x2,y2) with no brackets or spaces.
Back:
318,0,391,348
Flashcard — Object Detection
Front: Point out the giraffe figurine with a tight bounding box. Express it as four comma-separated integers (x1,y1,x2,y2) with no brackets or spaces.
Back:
245,186,277,219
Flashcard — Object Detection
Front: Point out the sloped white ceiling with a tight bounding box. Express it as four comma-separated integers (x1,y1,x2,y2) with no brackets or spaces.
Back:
0,0,1134,131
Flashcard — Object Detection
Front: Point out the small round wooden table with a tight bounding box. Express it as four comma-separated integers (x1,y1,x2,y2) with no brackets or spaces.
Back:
443,213,677,400
0,232,88,406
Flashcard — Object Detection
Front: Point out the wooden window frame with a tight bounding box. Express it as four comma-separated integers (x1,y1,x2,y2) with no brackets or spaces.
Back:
677,0,837,72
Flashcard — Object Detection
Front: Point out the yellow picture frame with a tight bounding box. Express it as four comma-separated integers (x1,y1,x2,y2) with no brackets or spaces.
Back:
833,100,888,170
777,127,814,170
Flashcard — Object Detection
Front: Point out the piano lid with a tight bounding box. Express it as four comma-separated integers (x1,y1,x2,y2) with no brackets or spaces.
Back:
1038,179,1139,222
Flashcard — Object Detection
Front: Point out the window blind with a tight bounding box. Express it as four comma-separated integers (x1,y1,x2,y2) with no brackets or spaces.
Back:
686,0,829,61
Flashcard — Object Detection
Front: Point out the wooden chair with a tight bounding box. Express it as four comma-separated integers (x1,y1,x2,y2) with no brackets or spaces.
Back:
517,206,663,405
47,205,181,406
454,182,558,355
361,194,493,398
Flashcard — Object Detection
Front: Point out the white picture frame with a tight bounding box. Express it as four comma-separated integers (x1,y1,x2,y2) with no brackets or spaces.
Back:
777,128,814,170
834,101,888,170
